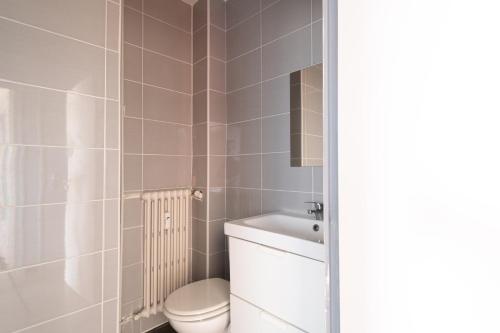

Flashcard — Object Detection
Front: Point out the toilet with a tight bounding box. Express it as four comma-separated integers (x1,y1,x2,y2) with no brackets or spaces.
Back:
164,278,230,333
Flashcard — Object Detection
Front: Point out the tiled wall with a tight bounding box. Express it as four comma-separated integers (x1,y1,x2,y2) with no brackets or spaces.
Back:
225,0,323,220
192,0,228,282
121,0,192,331
0,0,121,332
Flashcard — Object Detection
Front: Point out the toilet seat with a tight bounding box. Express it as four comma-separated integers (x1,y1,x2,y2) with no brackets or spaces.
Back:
164,278,230,322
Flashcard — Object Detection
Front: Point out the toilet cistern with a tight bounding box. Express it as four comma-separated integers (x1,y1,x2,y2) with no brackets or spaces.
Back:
306,201,324,220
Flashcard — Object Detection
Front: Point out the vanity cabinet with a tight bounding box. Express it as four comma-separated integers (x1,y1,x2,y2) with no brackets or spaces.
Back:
228,237,326,333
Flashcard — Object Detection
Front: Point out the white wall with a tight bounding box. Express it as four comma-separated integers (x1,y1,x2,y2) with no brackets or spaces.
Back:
338,0,500,332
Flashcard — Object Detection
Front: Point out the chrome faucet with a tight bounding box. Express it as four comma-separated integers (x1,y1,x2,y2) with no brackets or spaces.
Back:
305,201,323,220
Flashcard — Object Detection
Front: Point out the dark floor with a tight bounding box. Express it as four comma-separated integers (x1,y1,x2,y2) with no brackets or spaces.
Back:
148,322,177,333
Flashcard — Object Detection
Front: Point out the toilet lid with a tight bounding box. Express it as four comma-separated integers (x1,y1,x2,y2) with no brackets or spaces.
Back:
165,278,230,316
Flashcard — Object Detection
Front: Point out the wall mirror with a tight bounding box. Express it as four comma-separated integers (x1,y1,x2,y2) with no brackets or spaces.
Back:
290,63,323,167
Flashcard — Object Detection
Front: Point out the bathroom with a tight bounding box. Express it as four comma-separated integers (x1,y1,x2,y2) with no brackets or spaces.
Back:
2,0,500,333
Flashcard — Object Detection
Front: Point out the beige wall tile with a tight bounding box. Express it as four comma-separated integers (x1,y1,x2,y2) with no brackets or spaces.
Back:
144,0,191,32
104,199,119,249
210,91,227,124
19,305,101,333
1,146,104,206
209,188,226,221
192,250,207,281
210,0,226,30
193,0,207,32
209,219,226,253
0,81,104,148
124,0,141,11
105,150,120,199
0,0,106,46
121,263,142,303
210,124,227,155
103,249,119,300
312,0,322,20
0,253,102,332
192,156,207,188
106,50,119,99
143,50,191,93
124,6,142,46
107,1,120,51
210,58,226,93
144,16,191,62
124,80,142,117
106,100,120,149
0,202,102,272
194,58,207,94
143,155,191,189
103,300,118,333
123,198,142,228
193,25,208,63
193,91,208,124
209,251,226,278
123,117,142,154
193,123,208,156
210,156,226,188
143,85,191,124
262,75,291,116
0,19,105,96
124,44,142,82
192,219,207,254
123,154,142,192
122,227,142,266
143,121,191,155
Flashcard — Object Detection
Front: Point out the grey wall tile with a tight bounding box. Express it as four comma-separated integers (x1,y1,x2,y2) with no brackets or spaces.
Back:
226,0,260,29
312,0,322,20
262,26,311,80
192,250,207,282
261,189,311,215
227,14,260,60
227,84,261,123
103,300,118,333
211,25,226,61
262,75,291,116
227,49,261,91
262,0,311,44
210,58,226,92
0,0,106,46
0,19,105,97
313,166,323,193
262,152,312,191
210,91,227,124
208,251,226,278
209,188,226,221
227,155,261,188
122,263,142,303
209,219,226,253
192,219,207,253
227,120,262,155
144,16,191,62
143,50,191,93
210,0,226,30
105,150,120,199
262,113,290,153
312,20,323,65
106,101,120,149
104,199,119,249
193,123,208,156
125,0,141,11
210,124,227,155
192,156,207,188
123,198,142,228
226,188,261,219
144,0,191,32
103,249,119,300
106,50,119,99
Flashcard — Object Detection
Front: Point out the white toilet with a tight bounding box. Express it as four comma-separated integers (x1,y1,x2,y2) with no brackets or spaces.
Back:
164,278,230,333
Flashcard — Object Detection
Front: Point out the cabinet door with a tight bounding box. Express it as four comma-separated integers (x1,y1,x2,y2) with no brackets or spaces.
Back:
230,295,304,333
229,238,326,333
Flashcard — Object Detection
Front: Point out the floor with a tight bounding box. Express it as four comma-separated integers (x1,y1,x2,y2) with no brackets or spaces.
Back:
148,323,176,333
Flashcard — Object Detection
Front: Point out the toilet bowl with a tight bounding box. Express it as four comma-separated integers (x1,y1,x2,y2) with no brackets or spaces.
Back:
164,278,230,333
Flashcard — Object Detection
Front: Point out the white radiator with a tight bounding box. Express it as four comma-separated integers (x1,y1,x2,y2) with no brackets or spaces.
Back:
141,189,191,317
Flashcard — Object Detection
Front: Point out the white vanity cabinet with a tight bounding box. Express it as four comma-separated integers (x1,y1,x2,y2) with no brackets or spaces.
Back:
228,237,326,333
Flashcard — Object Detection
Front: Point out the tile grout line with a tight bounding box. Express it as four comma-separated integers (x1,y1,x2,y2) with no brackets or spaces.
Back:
260,0,264,215
124,5,192,35
206,0,211,279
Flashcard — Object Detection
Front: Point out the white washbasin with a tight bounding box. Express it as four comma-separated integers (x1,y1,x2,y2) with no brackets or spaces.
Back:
224,213,324,261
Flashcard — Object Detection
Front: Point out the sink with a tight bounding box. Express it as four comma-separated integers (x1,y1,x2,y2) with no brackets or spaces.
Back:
224,213,324,261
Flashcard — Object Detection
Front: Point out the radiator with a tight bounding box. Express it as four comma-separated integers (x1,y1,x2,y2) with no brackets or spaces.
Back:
141,189,191,317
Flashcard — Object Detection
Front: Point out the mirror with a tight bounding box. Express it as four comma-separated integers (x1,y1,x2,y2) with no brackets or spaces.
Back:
290,64,323,167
